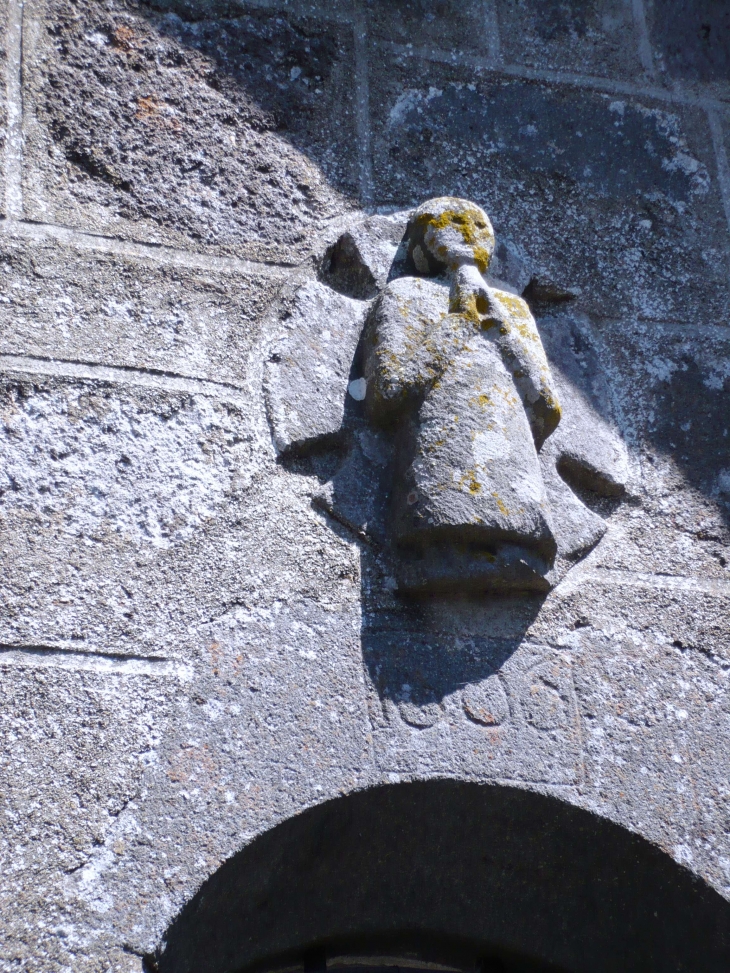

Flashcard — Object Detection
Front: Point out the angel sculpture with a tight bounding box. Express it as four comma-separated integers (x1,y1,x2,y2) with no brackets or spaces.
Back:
265,197,629,594
361,197,563,591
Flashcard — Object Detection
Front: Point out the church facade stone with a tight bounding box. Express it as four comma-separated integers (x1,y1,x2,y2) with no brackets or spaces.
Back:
1,2,730,970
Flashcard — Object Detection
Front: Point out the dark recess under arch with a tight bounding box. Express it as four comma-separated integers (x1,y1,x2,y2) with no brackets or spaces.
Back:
155,780,730,973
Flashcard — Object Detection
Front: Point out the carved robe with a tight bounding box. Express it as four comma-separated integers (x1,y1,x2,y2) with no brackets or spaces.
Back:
363,275,561,570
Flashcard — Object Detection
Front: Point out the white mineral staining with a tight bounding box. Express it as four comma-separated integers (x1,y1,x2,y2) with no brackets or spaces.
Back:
348,377,367,401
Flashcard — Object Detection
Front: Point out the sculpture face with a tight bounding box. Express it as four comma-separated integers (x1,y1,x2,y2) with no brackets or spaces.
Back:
409,197,495,275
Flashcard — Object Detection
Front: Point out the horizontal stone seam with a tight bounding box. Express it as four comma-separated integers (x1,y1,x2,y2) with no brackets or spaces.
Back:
0,353,250,400
0,217,296,277
379,40,728,112
0,642,192,678
578,568,730,596
592,318,730,335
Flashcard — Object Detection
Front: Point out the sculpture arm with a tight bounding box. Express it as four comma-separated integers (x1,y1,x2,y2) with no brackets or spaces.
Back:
487,289,561,449
363,278,447,424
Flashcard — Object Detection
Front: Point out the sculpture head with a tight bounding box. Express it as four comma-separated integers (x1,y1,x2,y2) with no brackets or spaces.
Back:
407,197,495,276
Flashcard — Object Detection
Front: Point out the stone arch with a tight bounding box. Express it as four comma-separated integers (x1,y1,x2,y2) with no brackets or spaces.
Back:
154,780,730,973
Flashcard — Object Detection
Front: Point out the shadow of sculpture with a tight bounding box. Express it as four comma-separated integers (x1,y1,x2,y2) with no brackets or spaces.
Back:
267,200,631,717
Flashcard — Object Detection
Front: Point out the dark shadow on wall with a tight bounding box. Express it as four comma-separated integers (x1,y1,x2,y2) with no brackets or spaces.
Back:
650,0,730,81
153,780,730,973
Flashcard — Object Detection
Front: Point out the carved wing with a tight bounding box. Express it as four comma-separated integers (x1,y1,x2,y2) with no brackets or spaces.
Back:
538,315,630,564
264,280,369,455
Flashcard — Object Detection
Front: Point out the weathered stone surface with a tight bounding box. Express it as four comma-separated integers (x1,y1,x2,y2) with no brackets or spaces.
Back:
370,64,729,324
536,316,730,581
0,233,279,383
569,623,730,895
0,666,173,970
600,320,730,521
531,573,730,665
367,636,582,784
22,0,358,259
0,0,8,217
0,376,256,551
647,0,730,90
0,373,261,655
462,674,510,726
53,490,368,961
4,2,730,969
366,0,489,53
496,0,643,78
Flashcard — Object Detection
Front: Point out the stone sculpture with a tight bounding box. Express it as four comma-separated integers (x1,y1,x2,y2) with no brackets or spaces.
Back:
361,197,561,591
265,197,629,594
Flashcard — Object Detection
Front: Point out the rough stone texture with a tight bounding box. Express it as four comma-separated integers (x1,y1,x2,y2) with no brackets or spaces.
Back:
0,0,8,216
22,0,358,259
0,372,264,655
0,232,281,383
496,0,645,78
3,0,730,970
0,668,173,972
365,0,489,53
646,0,730,98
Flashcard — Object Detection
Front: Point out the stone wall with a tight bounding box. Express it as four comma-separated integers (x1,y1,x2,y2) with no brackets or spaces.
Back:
1,1,729,970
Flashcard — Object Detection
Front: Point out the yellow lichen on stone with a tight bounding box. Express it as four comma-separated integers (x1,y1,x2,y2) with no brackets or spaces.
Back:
457,469,483,495
416,204,494,274
468,392,492,410
450,291,482,326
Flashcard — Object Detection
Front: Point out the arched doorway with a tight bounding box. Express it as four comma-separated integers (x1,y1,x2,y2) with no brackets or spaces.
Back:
153,781,730,972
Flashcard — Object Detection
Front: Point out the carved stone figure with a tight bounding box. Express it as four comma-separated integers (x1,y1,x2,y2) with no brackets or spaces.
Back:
265,198,629,594
361,197,562,591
